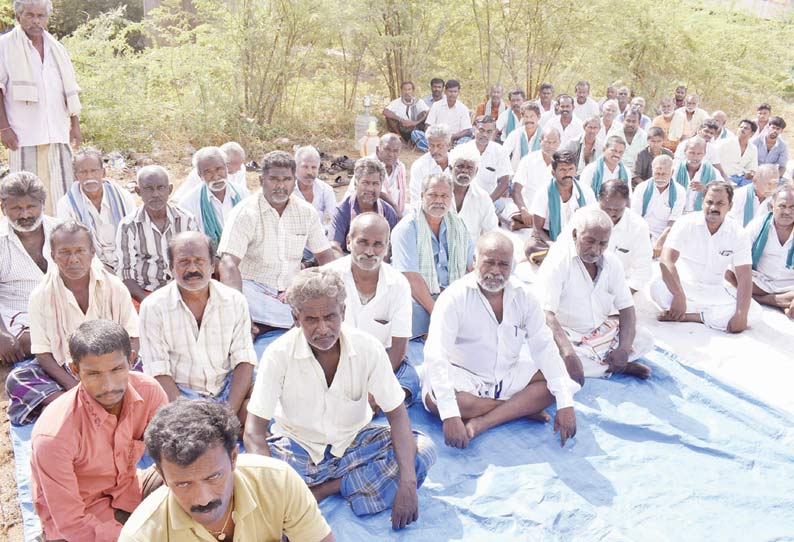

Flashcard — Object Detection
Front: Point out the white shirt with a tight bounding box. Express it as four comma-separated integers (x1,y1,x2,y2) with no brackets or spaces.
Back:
409,152,449,204
535,99,553,115
745,213,794,290
455,182,498,242
630,179,685,239
0,32,71,146
513,150,551,208
460,140,513,196
424,273,576,420
717,137,758,178
579,160,628,195
573,97,600,122
495,108,520,135
607,126,647,171
673,160,716,212
178,182,246,233
426,99,472,134
503,126,542,171
674,139,721,165
530,180,596,232
0,215,57,314
139,280,257,396
385,96,429,120
537,241,634,340
326,256,412,348
247,326,405,465
173,168,249,201
728,184,772,226
665,212,752,288
545,115,584,147
294,178,337,226
56,184,135,271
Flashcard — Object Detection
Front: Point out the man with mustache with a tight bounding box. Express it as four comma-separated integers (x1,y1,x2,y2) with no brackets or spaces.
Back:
579,135,629,197
383,81,430,152
30,320,167,542
0,0,82,216
607,109,646,172
328,157,398,256
139,231,256,425
121,400,335,542
651,182,761,332
292,145,337,230
728,164,779,227
391,173,475,338
717,118,758,187
752,115,788,178
630,155,685,257
173,141,250,200
326,213,419,410
539,208,653,382
425,79,473,146
651,96,677,152
422,231,579,449
0,172,58,366
545,94,584,147
448,145,498,242
219,150,334,336
116,165,198,309
409,124,452,204
56,147,135,272
179,146,249,247
244,267,436,530
494,89,523,140
730,182,794,318
573,81,600,122
461,115,513,213
673,119,728,181
668,93,709,145
672,136,720,213
5,220,139,426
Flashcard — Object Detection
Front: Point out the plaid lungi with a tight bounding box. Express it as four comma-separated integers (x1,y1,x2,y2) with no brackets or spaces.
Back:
8,143,74,216
5,357,143,426
268,423,436,516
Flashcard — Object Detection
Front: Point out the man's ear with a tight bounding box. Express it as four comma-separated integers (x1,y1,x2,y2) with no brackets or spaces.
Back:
291,310,300,327
572,229,578,241
230,447,238,470
69,362,80,380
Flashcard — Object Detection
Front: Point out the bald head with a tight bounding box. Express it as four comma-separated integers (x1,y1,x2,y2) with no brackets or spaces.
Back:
476,231,514,260
754,164,781,200
475,231,514,293
349,212,390,241
572,208,612,264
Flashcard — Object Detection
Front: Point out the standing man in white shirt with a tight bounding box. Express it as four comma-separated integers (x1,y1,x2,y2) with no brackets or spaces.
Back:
573,81,600,122
326,213,419,407
382,81,430,152
461,115,513,213
545,94,584,147
631,155,685,256
718,118,758,187
425,79,473,146
179,146,249,246
651,182,760,332
409,124,451,204
539,208,653,381
729,164,779,227
243,267,436,529
448,146,498,242
0,0,82,215
422,231,579,449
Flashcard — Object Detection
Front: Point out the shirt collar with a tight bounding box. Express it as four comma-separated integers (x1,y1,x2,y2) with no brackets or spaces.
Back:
292,325,357,362
168,279,218,309
259,191,296,216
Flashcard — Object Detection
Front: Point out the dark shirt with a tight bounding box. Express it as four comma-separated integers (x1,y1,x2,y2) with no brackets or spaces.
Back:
328,195,399,253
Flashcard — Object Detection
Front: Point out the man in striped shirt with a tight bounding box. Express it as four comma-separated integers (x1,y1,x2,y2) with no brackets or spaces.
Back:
116,166,197,308
139,231,257,424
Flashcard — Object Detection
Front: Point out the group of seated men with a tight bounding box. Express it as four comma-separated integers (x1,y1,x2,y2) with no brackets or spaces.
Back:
0,80,793,541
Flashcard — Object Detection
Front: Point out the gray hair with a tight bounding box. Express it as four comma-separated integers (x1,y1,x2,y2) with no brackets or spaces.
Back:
602,99,619,113
448,145,481,169
425,124,452,145
574,207,613,234
69,320,131,367
136,165,170,185
583,116,601,129
353,157,386,185
285,267,347,312
294,145,321,164
755,163,779,183
684,135,707,152
72,146,104,169
192,146,227,170
0,171,46,204
604,134,627,150
541,126,561,141
652,154,674,169
219,141,245,160
773,181,794,202
421,172,453,194
13,0,52,16
50,220,94,250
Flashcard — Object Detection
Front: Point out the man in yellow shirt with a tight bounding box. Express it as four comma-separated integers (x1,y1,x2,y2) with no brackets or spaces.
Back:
120,400,335,542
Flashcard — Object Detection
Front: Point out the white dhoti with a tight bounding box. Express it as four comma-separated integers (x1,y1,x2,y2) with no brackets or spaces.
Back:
752,270,794,295
650,277,762,331
242,280,294,328
565,318,654,378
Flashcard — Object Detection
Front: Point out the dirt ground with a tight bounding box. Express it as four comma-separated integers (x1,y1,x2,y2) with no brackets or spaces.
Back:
0,140,422,542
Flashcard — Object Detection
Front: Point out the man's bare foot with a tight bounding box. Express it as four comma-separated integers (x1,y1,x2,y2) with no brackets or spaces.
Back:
623,361,652,380
786,304,794,319
527,410,551,423
464,417,486,441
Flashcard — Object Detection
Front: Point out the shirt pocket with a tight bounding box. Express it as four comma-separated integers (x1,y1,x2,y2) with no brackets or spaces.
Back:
497,322,526,365
326,391,368,429
284,232,308,260
360,319,392,347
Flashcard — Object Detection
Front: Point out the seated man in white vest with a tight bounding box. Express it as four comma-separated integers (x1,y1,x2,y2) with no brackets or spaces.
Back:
579,135,630,197
57,146,135,272
630,155,685,257
448,145,498,242
326,213,419,407
729,182,794,318
422,231,579,449
651,182,761,332
539,208,653,382
728,163,778,227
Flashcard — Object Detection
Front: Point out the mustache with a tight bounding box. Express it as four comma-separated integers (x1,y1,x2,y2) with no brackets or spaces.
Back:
183,271,204,280
97,388,125,399
191,499,222,514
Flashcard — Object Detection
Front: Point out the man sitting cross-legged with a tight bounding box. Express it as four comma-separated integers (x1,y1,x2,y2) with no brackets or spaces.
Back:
31,320,167,542
422,231,579,449
651,182,761,332
120,400,335,542
539,208,653,382
243,267,436,530
139,231,256,425
326,213,420,409
5,220,139,426
728,182,794,318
